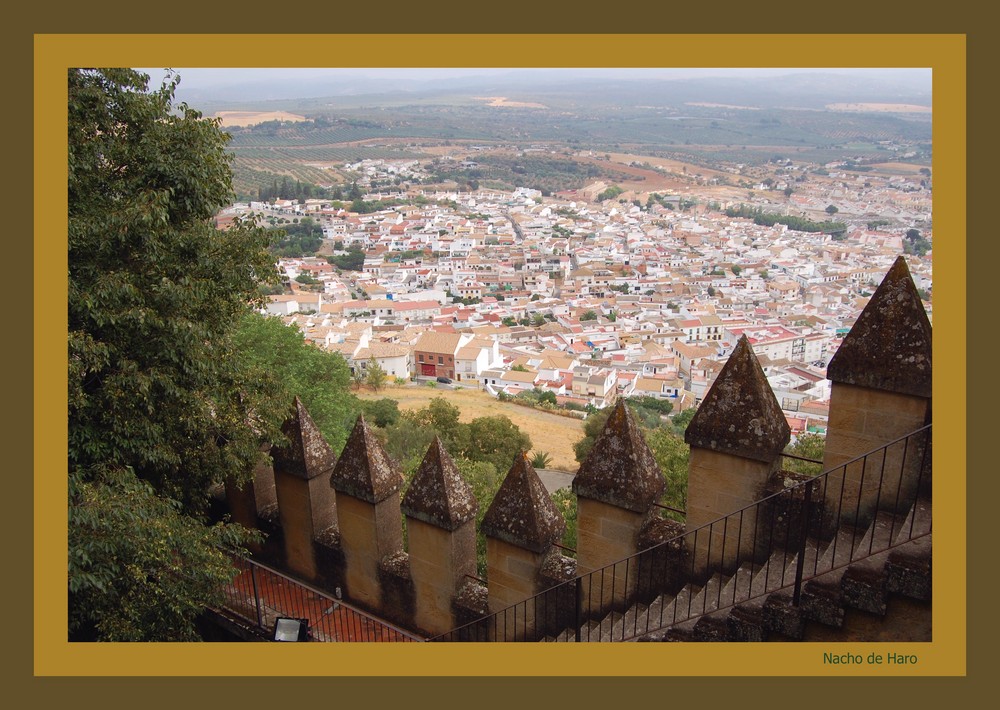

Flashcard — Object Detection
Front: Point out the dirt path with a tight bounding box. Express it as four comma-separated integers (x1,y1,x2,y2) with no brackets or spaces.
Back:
358,385,584,472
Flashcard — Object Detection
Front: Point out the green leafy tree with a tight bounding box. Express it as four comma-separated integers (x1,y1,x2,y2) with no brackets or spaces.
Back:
580,310,598,321
456,459,502,578
384,416,438,473
631,396,673,416
365,357,388,392
358,398,401,429
573,408,613,463
550,488,578,550
645,428,690,515
783,433,826,476
670,407,697,434
464,416,532,475
68,69,279,640
537,390,558,406
329,247,365,271
411,397,469,453
233,313,359,454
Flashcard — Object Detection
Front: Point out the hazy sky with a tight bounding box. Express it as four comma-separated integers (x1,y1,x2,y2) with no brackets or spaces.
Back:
138,66,928,86
134,67,931,102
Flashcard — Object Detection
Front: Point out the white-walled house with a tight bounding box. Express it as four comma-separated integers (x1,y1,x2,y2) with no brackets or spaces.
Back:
455,336,502,384
354,342,411,380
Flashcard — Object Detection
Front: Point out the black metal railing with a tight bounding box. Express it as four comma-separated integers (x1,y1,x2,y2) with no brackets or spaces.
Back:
217,556,424,642
431,424,931,642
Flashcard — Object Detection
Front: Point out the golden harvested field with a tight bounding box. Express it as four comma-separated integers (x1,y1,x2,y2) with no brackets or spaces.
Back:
474,96,549,109
825,103,931,114
866,162,928,175
358,386,585,472
212,111,308,127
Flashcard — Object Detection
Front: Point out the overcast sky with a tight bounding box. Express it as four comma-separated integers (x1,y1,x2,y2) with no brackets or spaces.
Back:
134,67,931,102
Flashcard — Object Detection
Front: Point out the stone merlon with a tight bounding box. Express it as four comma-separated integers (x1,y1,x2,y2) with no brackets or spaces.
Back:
827,256,932,398
401,437,478,530
481,452,565,553
573,399,666,513
270,396,338,480
330,413,403,503
685,335,790,462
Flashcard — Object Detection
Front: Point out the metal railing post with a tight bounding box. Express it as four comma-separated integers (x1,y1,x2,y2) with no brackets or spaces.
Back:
792,479,813,607
574,578,582,642
250,564,264,630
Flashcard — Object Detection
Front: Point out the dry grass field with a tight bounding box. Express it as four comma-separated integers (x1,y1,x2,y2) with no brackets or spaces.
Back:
825,103,931,114
474,96,549,109
213,111,308,127
357,385,585,472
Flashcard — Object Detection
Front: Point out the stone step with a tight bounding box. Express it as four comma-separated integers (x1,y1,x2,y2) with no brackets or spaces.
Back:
886,533,932,601
894,496,932,545
594,610,626,642
656,574,725,640
840,510,909,615
547,495,932,643
727,547,804,641
632,586,695,640
603,600,651,642
799,523,865,628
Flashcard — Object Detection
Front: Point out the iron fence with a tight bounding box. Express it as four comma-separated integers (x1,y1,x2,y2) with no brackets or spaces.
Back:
217,556,424,642
432,424,931,642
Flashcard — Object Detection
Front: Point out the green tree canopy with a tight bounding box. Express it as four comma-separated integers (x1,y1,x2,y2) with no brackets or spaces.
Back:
365,357,388,392
359,397,401,429
783,433,826,476
68,69,281,640
465,415,533,475
232,313,360,454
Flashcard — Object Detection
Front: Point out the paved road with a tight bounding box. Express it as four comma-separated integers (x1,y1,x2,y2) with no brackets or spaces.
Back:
536,468,575,494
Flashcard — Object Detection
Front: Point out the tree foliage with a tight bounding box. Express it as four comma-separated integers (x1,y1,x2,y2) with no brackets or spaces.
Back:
783,433,826,476
465,415,532,475
645,428,690,515
366,357,388,392
329,247,366,271
68,69,281,640
724,204,846,234
359,398,401,429
232,313,360,454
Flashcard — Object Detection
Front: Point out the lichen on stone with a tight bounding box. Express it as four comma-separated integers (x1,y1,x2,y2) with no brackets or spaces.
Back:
481,453,566,553
271,396,338,480
572,399,666,512
401,437,478,530
330,413,403,503
379,550,411,579
827,256,932,398
685,335,790,463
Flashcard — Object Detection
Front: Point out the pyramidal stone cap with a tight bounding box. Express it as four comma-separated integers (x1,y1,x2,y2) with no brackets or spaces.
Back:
827,256,932,398
481,452,565,553
685,335,790,463
401,437,478,531
330,413,403,503
270,396,337,480
572,399,666,513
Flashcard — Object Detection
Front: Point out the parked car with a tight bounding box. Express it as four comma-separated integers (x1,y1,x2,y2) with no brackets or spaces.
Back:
436,376,453,384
